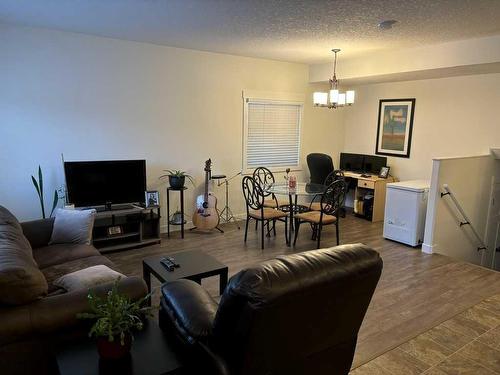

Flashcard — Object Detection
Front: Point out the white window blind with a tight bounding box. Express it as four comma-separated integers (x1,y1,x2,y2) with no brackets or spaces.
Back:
244,99,302,171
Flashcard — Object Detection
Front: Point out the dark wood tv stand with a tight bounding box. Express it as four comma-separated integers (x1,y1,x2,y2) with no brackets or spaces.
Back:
90,205,161,253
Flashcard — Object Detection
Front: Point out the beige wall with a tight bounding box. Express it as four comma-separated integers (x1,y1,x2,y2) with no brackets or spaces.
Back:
0,24,340,225
423,155,496,267
342,74,500,181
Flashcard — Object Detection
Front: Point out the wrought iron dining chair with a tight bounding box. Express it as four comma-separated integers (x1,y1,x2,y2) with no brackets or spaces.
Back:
242,176,288,249
294,180,347,249
309,170,345,211
252,167,288,209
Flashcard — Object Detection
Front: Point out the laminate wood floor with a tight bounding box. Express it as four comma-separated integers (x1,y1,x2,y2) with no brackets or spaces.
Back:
107,213,500,368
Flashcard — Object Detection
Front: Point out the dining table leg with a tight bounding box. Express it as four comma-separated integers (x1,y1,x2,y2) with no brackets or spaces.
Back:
288,193,293,247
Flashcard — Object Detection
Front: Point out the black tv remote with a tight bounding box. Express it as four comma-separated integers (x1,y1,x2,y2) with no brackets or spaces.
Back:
160,257,180,272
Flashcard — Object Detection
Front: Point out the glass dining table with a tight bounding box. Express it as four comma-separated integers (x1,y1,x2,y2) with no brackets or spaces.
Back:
264,182,327,246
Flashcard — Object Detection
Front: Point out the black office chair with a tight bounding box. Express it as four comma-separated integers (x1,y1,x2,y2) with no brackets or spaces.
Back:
307,153,334,185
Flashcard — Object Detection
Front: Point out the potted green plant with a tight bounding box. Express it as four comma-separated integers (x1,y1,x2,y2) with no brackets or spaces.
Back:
31,165,60,219
78,279,151,359
159,169,194,189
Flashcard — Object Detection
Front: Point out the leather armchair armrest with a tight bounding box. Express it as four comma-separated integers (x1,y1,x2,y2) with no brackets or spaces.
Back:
160,279,218,344
0,276,147,345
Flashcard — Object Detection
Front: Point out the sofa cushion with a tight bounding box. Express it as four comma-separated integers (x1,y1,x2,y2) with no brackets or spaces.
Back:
41,255,119,293
0,205,23,232
54,265,125,292
0,206,48,305
49,208,96,245
33,244,100,269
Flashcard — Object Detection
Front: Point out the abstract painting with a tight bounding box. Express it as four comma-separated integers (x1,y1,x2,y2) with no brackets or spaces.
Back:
375,99,415,158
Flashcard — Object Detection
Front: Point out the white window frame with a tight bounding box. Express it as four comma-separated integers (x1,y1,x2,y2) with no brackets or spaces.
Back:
242,91,304,175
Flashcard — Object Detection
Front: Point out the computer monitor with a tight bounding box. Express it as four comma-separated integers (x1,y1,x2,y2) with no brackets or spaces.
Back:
363,155,387,174
340,153,387,174
340,153,364,172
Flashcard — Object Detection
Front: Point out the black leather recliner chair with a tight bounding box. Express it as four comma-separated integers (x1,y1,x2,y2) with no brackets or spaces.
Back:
159,244,382,375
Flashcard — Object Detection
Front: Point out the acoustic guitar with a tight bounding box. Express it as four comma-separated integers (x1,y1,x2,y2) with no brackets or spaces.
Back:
192,159,220,230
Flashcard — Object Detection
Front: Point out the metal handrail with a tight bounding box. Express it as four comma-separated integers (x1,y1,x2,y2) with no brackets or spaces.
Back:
441,184,487,252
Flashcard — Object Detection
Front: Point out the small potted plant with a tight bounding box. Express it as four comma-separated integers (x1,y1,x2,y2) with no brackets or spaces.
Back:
78,279,151,360
159,169,195,189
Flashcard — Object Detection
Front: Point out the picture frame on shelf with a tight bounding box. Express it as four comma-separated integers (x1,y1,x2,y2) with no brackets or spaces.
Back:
379,166,390,179
375,98,415,158
145,191,159,207
107,225,123,236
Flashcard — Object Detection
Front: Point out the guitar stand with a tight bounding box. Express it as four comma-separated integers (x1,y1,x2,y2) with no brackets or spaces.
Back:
190,226,224,233
217,171,241,230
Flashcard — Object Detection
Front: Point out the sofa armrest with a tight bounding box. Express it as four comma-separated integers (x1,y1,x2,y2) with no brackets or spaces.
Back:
0,276,147,345
21,218,55,249
160,279,218,344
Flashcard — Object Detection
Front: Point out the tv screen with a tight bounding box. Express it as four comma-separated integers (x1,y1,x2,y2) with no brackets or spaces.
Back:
340,153,364,172
64,160,146,207
363,155,387,174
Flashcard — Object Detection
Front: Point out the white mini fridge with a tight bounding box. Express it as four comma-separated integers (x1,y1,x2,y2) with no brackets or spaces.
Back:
383,180,430,246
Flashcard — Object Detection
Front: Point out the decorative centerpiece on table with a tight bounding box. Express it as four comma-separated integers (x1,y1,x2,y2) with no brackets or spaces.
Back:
78,280,151,360
283,168,291,185
159,169,195,189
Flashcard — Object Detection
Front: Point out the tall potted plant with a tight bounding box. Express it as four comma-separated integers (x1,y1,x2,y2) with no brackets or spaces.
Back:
159,169,194,189
78,280,151,359
31,165,59,218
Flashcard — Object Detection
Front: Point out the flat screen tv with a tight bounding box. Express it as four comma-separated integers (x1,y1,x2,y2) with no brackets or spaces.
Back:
64,160,146,207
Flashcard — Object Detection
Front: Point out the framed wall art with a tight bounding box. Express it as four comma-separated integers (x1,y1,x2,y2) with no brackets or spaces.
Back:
375,98,415,158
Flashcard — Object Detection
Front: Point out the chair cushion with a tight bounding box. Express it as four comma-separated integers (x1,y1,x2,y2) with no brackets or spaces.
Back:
49,208,96,245
309,202,325,211
53,265,125,292
41,255,118,293
0,206,48,305
295,211,337,224
249,208,288,220
33,244,100,269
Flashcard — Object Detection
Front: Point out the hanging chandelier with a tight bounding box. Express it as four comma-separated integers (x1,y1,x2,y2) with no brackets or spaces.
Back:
313,49,355,109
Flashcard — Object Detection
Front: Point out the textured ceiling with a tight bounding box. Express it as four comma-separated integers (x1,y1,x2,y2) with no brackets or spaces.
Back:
1,0,500,64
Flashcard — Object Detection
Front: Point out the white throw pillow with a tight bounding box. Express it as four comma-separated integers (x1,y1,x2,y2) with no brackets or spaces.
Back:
49,208,96,245
53,265,125,292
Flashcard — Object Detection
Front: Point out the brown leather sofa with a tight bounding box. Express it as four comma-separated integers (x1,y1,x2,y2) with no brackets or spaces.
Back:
159,243,383,375
0,206,147,374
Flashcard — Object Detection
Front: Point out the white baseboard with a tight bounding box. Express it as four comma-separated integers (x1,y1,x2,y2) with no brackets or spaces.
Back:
421,243,433,254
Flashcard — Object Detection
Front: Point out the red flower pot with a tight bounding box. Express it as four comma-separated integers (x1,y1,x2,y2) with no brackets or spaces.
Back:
97,334,132,359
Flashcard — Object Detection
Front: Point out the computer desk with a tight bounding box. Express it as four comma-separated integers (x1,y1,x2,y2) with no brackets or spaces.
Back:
342,171,396,222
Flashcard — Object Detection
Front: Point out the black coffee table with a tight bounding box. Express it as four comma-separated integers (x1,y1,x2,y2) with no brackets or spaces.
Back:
142,250,228,295
56,318,183,375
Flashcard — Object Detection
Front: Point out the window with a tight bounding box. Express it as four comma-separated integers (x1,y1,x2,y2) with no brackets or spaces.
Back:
243,97,302,173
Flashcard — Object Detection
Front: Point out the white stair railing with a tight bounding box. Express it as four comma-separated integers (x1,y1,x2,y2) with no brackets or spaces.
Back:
441,184,487,252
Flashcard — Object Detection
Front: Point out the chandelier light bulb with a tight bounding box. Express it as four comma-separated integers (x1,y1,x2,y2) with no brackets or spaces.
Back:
313,92,328,106
338,93,346,106
330,89,339,104
346,90,355,104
